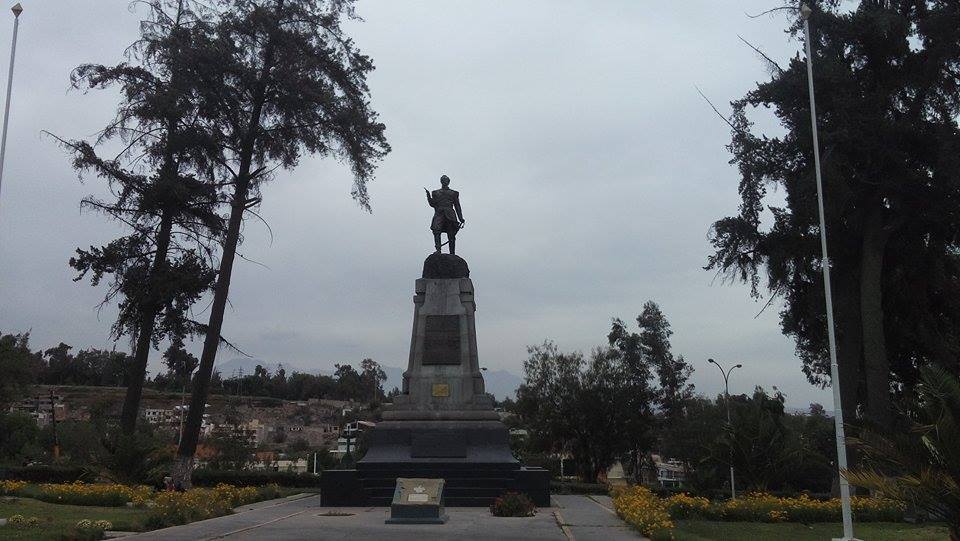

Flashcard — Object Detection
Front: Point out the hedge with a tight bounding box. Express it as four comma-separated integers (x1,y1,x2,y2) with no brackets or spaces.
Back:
191,469,321,488
550,480,608,494
0,465,93,484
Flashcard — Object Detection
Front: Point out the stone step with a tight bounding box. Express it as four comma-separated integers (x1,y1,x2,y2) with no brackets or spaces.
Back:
359,477,515,489
367,495,500,507
363,486,513,497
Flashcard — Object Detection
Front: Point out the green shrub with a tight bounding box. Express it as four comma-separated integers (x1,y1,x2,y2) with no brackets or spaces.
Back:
550,480,607,494
490,492,537,517
0,465,92,483
59,520,109,541
192,469,320,487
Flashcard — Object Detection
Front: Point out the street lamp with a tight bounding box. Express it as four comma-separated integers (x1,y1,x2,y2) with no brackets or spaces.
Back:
707,358,741,500
801,4,857,540
0,3,21,225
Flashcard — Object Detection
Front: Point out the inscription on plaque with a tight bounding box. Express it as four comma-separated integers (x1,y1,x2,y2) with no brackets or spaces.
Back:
422,315,461,365
431,383,450,397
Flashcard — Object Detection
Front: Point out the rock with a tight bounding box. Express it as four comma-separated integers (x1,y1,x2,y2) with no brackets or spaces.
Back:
421,253,470,279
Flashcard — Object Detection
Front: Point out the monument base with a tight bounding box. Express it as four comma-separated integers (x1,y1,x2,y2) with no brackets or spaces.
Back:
319,258,549,508
320,419,550,507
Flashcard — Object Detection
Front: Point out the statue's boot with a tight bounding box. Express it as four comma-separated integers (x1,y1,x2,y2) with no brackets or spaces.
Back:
449,237,456,255
433,232,442,253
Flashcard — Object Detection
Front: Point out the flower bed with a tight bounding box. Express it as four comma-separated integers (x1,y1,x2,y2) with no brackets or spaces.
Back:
610,486,674,539
144,483,280,529
0,480,27,495
691,492,904,523
612,488,905,539
32,482,154,507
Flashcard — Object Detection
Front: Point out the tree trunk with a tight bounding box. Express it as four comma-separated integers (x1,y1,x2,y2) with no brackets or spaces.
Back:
119,209,174,435
833,270,863,422
171,6,280,486
860,205,892,426
172,177,249,488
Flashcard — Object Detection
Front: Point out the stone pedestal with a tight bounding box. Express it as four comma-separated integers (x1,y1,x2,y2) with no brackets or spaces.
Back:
320,254,549,507
385,277,497,421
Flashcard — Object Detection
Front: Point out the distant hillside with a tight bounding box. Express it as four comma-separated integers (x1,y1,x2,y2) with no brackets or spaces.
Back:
218,358,523,401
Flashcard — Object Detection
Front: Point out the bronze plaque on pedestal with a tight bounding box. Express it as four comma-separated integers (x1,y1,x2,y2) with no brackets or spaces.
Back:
422,315,461,365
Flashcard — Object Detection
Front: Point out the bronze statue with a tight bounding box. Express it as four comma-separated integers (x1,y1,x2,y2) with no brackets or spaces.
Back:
424,174,465,255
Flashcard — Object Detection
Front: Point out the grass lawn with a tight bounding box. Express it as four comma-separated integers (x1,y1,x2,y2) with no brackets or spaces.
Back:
0,497,149,541
674,520,950,541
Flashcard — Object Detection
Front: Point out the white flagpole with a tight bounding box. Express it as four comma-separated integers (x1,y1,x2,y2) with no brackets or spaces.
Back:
800,4,857,540
0,3,22,227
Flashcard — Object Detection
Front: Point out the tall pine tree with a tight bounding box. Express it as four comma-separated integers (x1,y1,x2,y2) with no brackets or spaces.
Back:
707,0,960,426
60,0,223,435
172,0,389,486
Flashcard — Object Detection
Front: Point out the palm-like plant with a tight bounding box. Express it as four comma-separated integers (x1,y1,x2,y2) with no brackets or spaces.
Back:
846,364,960,540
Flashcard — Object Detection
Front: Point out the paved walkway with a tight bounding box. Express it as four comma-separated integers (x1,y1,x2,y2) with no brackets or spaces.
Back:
125,494,645,541
553,495,644,541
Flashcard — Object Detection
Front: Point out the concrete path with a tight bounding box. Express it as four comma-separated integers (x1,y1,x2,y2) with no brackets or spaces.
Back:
125,494,646,541
553,494,645,541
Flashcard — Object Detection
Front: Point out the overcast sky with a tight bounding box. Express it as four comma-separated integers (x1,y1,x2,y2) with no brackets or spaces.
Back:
0,1,833,408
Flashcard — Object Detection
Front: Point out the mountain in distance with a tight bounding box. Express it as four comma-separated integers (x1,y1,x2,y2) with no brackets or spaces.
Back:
217,358,523,401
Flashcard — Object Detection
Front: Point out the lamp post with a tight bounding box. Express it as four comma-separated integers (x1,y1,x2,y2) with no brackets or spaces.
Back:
0,3,20,224
708,358,741,500
800,4,857,540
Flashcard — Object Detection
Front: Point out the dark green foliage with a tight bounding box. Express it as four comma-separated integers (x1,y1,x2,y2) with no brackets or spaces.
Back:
516,342,653,483
658,395,836,495
178,359,384,402
37,345,130,387
489,492,537,517
59,527,108,541
178,0,389,478
0,333,41,406
707,0,960,427
517,301,691,483
191,468,321,487
0,413,41,462
59,0,225,436
100,429,174,486
549,480,607,495
206,431,255,471
0,465,93,483
847,364,960,538
658,396,727,492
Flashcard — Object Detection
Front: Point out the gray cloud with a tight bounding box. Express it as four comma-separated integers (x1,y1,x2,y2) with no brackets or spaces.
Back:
0,1,830,408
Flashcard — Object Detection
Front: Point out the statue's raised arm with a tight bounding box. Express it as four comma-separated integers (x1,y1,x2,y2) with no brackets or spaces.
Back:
428,174,464,255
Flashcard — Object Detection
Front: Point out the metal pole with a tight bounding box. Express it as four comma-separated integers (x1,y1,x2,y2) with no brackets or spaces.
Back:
0,3,21,224
801,4,856,540
723,377,734,500
708,359,741,500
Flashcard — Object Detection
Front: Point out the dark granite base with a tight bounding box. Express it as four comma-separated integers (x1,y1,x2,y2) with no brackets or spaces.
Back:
320,464,550,507
320,419,550,507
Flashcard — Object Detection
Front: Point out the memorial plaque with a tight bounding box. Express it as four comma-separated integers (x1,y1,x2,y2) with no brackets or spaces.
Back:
422,315,461,365
386,478,447,524
431,383,450,397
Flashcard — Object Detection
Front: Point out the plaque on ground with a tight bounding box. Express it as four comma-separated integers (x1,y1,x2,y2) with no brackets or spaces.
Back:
385,478,448,524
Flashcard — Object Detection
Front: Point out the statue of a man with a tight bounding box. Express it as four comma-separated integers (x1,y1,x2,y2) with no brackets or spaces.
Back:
424,174,465,255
